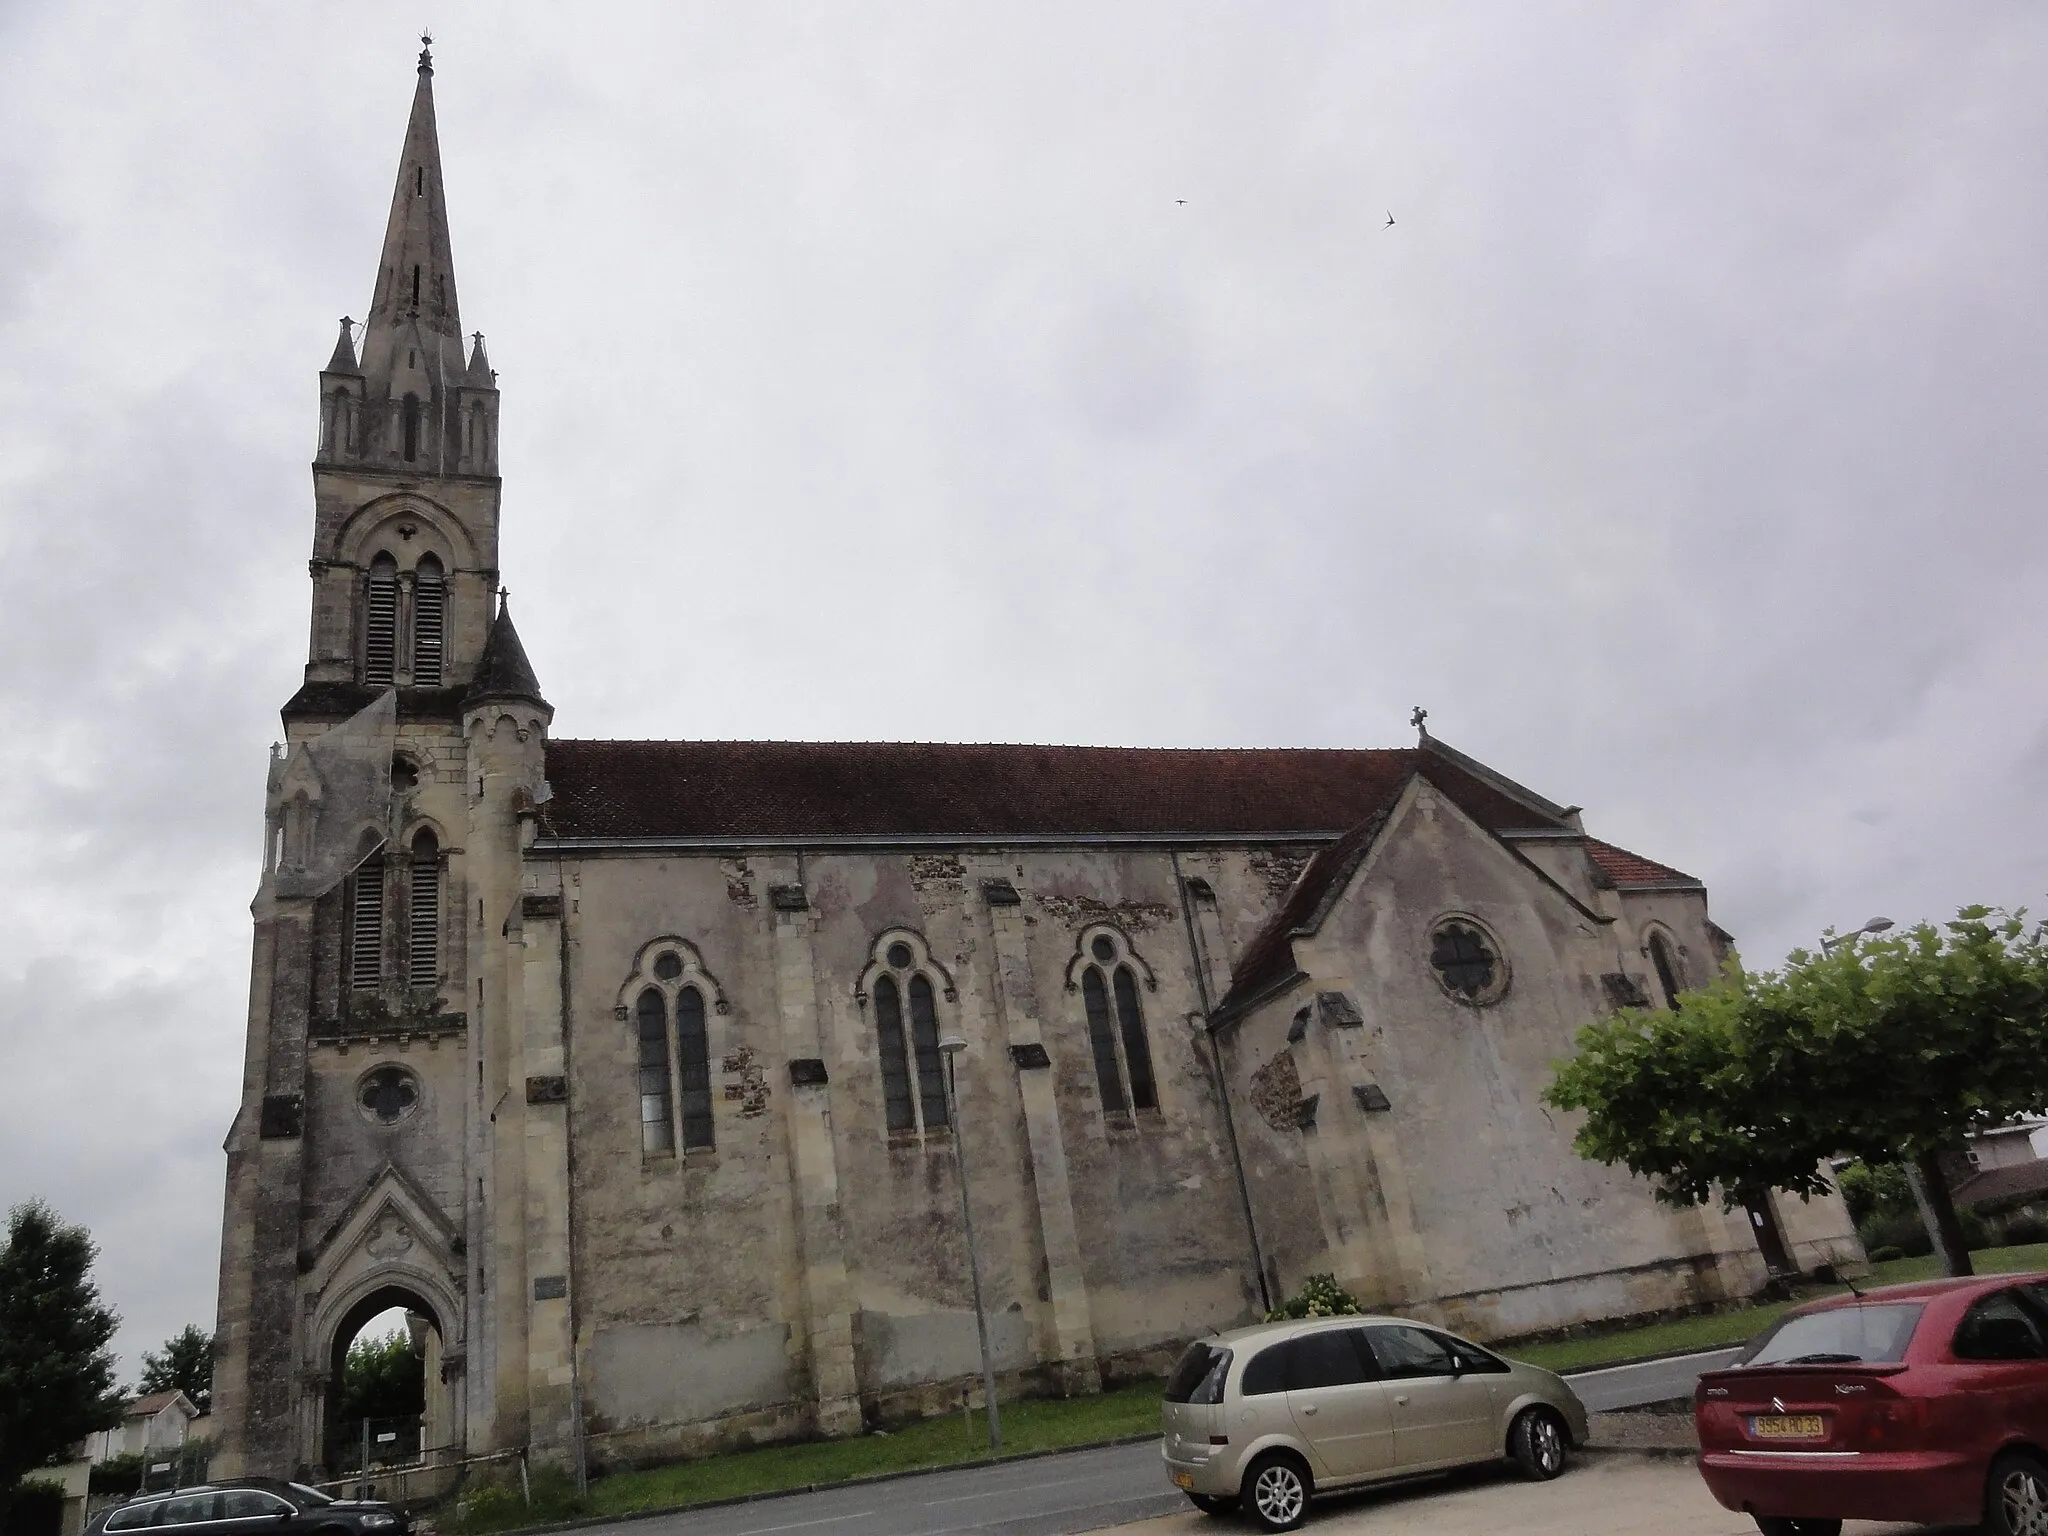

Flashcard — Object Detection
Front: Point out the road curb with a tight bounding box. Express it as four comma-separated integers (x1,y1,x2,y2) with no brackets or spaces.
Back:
477,1432,1164,1536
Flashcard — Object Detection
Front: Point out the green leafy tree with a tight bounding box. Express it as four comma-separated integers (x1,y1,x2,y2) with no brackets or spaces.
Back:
334,1327,424,1427
0,1202,121,1522
1546,907,2048,1277
139,1325,213,1415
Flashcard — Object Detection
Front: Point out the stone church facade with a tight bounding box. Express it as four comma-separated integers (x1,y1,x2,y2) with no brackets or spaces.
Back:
210,51,1860,1479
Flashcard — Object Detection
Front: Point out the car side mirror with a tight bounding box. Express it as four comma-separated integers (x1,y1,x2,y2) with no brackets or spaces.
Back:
274,1512,293,1522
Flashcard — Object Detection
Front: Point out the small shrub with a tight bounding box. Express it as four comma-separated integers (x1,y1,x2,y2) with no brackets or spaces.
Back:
1868,1244,1904,1263
2000,1212,2048,1247
1266,1273,1361,1322
3,1480,68,1536
453,1465,587,1534
1861,1212,1933,1259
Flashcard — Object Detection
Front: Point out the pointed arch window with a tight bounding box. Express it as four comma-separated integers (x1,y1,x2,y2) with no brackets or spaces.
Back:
348,853,385,992
412,554,446,686
868,938,950,1136
364,553,399,685
629,948,716,1155
1649,933,1684,1010
1077,932,1158,1113
406,828,439,988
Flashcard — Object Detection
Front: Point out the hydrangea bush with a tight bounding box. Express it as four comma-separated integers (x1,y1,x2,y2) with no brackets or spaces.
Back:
1266,1272,1362,1322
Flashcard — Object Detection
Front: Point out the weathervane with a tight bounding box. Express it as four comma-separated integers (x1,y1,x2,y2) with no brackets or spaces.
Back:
418,31,434,72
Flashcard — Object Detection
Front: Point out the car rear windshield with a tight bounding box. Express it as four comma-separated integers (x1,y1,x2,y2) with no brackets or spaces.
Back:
1739,1303,1925,1367
1164,1342,1233,1404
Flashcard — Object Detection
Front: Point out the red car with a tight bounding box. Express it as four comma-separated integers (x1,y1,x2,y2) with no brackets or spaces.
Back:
1696,1272,2048,1536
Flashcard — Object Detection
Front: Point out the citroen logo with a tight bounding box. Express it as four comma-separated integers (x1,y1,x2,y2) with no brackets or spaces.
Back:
1772,1397,1786,1414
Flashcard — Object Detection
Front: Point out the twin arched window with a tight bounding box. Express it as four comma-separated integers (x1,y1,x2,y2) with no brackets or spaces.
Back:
1078,933,1157,1113
635,951,714,1154
873,943,948,1134
346,827,439,993
361,551,447,687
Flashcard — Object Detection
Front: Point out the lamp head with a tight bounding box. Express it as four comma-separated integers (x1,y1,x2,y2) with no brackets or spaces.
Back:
1862,917,1895,935
938,1034,968,1056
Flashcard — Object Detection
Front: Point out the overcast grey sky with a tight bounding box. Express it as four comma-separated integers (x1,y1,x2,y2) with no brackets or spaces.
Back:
2,1,2044,1381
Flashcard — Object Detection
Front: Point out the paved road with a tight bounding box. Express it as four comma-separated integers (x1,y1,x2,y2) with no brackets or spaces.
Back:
568,1350,1736,1536
1564,1347,1742,1412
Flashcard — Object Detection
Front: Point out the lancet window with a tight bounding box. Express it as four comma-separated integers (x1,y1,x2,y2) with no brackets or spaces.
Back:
347,854,385,992
1649,932,1684,1010
406,828,440,988
863,934,952,1136
412,554,446,685
1074,929,1158,1113
363,553,400,685
628,946,717,1155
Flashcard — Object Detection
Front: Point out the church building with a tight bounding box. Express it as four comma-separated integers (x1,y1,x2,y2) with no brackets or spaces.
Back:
209,49,1860,1478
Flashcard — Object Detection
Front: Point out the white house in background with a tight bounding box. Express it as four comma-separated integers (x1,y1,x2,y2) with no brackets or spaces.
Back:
1965,1117,2048,1173
79,1391,199,1463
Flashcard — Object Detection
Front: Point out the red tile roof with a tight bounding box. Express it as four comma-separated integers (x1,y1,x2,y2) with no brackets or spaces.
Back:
539,741,1560,843
1586,839,1700,888
1953,1160,2048,1210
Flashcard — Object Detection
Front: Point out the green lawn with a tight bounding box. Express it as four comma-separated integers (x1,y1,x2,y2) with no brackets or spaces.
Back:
454,1381,1166,1533
1511,1242,2048,1375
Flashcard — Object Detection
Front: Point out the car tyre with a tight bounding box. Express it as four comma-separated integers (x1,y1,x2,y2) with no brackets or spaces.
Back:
1986,1450,2048,1536
1241,1451,1312,1532
1184,1491,1237,1515
1508,1405,1569,1480
1752,1518,1842,1536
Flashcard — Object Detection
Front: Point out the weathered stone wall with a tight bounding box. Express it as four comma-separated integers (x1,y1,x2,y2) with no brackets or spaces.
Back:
555,843,1286,1450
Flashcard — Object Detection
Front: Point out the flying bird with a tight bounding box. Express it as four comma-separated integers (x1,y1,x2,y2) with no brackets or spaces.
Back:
1385,211,1396,228
1176,199,1188,205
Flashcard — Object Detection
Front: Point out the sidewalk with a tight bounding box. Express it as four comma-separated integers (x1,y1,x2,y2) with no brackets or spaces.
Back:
1096,1454,1963,1535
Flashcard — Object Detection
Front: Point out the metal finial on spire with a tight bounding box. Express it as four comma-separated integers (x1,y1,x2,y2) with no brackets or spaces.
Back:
418,31,434,74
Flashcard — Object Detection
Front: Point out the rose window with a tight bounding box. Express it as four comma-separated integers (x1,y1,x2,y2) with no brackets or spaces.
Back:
1429,920,1505,1004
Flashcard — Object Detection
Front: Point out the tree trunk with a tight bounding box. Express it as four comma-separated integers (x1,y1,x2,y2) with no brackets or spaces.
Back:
1912,1148,1975,1277
1739,1187,1795,1276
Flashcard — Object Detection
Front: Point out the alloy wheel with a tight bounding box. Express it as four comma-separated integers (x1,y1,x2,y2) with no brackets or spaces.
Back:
1253,1462,1306,1528
1532,1413,1564,1474
2002,1463,2048,1536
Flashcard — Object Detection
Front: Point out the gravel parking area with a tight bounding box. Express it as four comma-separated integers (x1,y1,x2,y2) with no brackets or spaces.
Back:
1098,1453,1969,1536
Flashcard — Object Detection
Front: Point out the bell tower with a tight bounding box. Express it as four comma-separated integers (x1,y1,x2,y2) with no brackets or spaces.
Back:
213,41,552,1480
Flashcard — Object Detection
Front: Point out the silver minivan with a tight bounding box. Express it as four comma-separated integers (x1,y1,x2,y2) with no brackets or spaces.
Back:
1161,1314,1589,1531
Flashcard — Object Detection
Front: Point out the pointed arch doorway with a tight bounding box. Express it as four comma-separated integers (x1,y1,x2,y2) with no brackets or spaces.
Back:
321,1285,456,1484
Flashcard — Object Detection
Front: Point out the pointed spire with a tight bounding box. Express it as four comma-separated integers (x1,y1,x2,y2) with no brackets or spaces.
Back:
358,41,463,389
325,317,361,374
465,593,548,710
464,331,494,387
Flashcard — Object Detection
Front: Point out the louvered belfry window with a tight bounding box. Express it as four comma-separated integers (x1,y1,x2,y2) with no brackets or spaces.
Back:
407,829,439,987
349,855,385,991
412,555,445,686
363,554,399,685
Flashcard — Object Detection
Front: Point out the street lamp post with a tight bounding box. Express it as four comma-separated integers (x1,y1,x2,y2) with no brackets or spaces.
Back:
938,1034,1001,1451
1820,917,1952,1270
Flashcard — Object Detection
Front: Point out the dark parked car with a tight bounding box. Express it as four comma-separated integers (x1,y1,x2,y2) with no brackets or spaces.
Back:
92,1481,408,1536
1696,1272,2048,1536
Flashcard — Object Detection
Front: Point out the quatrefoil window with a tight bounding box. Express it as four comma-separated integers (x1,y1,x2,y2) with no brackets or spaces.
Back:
358,1064,421,1125
1428,918,1507,1005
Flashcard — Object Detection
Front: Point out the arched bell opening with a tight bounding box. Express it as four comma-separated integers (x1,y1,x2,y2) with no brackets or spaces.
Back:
320,1285,451,1480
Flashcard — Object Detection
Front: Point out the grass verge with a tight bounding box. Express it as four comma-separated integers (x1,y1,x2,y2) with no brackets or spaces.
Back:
1510,1241,2048,1374
453,1380,1165,1533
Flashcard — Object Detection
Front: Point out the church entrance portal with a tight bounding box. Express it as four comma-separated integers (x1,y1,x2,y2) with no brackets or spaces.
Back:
321,1286,454,1486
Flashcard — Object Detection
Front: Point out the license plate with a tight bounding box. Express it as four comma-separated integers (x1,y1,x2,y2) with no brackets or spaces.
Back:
1172,1471,1194,1490
1750,1414,1825,1439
